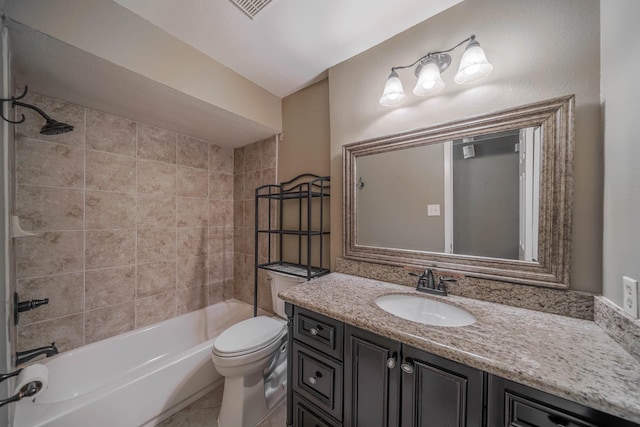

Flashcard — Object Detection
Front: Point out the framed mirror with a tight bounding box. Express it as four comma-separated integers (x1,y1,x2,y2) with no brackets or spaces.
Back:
343,96,574,289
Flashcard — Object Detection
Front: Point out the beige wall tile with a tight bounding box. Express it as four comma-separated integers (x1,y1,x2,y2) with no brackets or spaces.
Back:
209,145,234,174
137,195,176,229
244,199,256,228
86,109,136,156
233,173,245,201
136,292,176,328
243,228,255,257
16,185,83,231
224,279,234,300
138,159,176,196
177,228,208,259
177,135,209,169
85,191,136,230
234,147,245,174
85,266,136,310
209,173,233,200
86,149,136,193
262,138,277,169
177,256,207,288
17,313,84,353
244,142,262,172
17,273,84,325
234,201,245,227
137,228,176,263
177,285,208,315
208,282,224,305
244,170,261,200
16,232,84,279
86,230,136,269
210,199,234,228
17,139,84,188
262,168,276,186
209,226,234,254
234,227,246,254
138,123,176,163
137,261,176,298
177,197,208,228
15,91,85,147
177,166,208,198
208,252,234,284
85,302,135,344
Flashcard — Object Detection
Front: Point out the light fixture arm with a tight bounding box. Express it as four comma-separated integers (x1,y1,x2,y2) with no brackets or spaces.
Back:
389,35,476,74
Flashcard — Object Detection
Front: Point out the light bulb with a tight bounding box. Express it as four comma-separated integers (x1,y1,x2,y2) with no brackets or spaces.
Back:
413,59,445,96
454,39,493,85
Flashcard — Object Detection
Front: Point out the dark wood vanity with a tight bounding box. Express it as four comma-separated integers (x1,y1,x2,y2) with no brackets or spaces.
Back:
285,304,639,427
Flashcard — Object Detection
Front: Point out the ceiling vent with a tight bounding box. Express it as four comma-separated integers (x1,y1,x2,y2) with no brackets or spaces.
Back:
229,0,274,19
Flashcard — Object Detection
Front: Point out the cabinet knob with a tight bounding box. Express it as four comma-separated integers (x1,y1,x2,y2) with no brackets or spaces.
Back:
386,356,397,369
308,371,323,385
309,327,319,336
400,362,414,374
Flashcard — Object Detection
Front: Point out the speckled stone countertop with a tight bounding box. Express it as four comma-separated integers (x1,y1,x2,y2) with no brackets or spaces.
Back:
279,273,640,424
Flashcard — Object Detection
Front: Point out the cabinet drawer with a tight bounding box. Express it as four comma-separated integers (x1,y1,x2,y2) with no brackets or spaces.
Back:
294,307,343,360
292,341,343,420
506,393,597,427
293,393,343,427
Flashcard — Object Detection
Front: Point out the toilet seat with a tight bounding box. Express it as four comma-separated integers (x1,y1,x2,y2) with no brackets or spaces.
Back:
213,316,286,358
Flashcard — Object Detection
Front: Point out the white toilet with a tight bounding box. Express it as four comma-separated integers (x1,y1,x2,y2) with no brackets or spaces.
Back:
212,271,303,427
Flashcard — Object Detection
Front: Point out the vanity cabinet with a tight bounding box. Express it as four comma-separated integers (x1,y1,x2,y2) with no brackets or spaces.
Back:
286,304,639,427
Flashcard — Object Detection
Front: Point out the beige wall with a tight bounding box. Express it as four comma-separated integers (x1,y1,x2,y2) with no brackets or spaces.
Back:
601,0,640,307
329,0,602,293
14,92,235,354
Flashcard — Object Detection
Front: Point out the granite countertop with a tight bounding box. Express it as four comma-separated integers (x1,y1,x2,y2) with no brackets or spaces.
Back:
278,272,640,424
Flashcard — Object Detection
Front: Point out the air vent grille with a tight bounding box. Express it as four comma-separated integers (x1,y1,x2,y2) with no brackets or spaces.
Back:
229,0,274,19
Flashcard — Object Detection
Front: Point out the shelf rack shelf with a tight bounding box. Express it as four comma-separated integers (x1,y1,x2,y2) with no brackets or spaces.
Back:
254,174,330,315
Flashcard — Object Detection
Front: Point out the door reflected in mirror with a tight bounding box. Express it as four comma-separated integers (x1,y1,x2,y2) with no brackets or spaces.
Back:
356,127,541,262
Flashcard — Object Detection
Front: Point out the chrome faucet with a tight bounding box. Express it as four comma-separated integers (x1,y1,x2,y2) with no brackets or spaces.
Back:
410,268,457,296
16,343,58,365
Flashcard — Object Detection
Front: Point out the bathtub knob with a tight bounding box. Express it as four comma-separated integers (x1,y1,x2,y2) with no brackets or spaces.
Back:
309,327,319,336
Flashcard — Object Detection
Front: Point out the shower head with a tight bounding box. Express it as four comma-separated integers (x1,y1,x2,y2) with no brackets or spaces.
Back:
0,86,74,135
40,118,75,135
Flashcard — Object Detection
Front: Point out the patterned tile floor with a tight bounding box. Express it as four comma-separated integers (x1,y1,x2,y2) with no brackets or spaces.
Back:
157,384,286,427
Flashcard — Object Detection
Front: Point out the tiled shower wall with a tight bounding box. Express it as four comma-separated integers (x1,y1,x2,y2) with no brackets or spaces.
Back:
233,137,278,313
13,91,237,353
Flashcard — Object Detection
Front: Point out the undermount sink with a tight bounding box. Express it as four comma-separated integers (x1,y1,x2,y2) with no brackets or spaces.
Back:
375,294,476,327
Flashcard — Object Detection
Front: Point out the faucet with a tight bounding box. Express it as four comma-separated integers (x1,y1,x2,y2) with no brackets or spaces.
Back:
409,269,457,296
16,343,58,365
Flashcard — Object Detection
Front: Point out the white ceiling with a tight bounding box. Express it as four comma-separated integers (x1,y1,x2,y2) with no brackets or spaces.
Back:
114,0,463,97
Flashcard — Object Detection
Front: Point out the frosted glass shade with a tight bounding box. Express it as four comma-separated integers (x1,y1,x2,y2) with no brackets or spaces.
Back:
413,60,445,96
379,71,407,106
454,41,493,84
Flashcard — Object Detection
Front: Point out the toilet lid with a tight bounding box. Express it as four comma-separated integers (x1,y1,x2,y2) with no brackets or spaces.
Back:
213,316,286,356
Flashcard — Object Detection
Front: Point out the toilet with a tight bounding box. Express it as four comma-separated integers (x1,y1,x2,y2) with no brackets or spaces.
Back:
212,271,304,427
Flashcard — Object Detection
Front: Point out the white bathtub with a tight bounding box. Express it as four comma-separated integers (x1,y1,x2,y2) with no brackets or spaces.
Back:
13,299,255,427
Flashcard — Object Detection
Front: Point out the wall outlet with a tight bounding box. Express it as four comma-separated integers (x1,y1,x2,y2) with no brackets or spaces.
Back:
427,204,440,217
622,276,639,319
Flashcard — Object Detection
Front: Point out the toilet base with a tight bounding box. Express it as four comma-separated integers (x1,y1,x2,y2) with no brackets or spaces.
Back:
217,371,286,427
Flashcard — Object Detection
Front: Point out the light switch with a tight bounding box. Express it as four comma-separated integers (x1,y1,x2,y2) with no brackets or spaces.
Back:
427,204,440,217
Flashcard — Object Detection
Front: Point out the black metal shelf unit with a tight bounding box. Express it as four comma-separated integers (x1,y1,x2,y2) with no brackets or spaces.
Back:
254,174,330,315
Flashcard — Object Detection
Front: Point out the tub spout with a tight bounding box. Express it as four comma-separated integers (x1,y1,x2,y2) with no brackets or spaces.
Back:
16,343,58,365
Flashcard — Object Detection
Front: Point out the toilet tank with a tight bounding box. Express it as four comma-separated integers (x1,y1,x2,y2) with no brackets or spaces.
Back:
269,271,305,318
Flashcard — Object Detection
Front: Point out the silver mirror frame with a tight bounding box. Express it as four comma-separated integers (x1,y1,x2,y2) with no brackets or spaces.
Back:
343,95,575,289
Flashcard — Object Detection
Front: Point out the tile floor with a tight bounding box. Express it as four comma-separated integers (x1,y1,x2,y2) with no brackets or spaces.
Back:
157,385,286,427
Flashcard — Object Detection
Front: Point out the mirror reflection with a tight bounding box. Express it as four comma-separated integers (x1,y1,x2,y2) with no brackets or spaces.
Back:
356,127,541,262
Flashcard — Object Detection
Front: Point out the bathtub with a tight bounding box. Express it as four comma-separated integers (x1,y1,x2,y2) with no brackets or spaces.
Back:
13,299,255,427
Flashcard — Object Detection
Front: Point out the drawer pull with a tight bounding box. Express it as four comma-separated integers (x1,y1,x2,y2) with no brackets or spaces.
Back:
386,356,397,369
547,415,569,426
308,371,323,385
309,327,319,336
400,362,414,374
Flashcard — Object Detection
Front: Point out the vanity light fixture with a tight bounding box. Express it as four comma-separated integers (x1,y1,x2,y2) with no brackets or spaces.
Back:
379,35,493,107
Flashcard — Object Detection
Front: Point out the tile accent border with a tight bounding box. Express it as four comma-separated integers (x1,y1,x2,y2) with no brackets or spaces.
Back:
595,296,640,362
335,257,594,320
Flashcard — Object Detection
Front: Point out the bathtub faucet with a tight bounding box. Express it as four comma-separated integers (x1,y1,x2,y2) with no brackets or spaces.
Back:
16,342,58,365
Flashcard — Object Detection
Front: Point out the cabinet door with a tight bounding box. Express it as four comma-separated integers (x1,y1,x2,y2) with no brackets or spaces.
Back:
345,325,401,427
400,345,485,427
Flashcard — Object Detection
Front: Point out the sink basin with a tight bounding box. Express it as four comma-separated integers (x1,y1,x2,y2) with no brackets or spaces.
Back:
375,294,476,327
